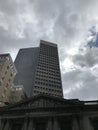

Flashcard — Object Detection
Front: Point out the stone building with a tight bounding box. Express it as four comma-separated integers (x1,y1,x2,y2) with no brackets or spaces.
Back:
0,54,17,106
0,94,98,130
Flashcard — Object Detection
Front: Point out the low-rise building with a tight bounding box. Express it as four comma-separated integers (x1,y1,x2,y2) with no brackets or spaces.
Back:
0,94,98,130
9,85,27,103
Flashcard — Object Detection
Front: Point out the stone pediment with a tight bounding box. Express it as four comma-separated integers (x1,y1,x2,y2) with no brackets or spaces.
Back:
3,94,81,110
28,96,66,108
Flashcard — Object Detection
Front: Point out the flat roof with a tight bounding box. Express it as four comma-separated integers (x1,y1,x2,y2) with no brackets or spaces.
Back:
0,53,10,57
40,40,57,47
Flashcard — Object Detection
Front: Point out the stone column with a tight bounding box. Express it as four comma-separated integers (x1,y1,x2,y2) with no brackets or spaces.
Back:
80,116,94,130
72,117,80,130
0,118,2,130
3,120,10,130
53,118,60,130
0,119,3,130
22,118,28,130
47,118,53,130
0,119,5,130
28,118,35,130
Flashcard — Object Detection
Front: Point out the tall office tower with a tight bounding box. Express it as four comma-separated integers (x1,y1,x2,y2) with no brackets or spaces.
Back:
0,54,17,106
14,40,63,98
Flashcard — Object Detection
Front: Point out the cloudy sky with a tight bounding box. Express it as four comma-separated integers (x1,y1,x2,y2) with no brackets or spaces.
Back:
0,0,98,100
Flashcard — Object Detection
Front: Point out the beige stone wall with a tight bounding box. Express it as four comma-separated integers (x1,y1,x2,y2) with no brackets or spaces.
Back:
0,55,16,106
9,85,26,103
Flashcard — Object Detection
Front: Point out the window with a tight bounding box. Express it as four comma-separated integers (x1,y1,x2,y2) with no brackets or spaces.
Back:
2,94,5,98
7,66,9,69
2,76,4,80
0,81,1,86
5,71,7,74
9,79,11,83
6,83,9,88
11,73,13,77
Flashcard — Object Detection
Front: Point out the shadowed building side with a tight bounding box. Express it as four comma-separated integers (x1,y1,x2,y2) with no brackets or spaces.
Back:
14,47,39,97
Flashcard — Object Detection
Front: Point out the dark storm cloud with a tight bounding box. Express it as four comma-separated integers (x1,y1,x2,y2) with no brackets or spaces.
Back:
0,0,98,49
0,0,18,15
72,48,98,68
